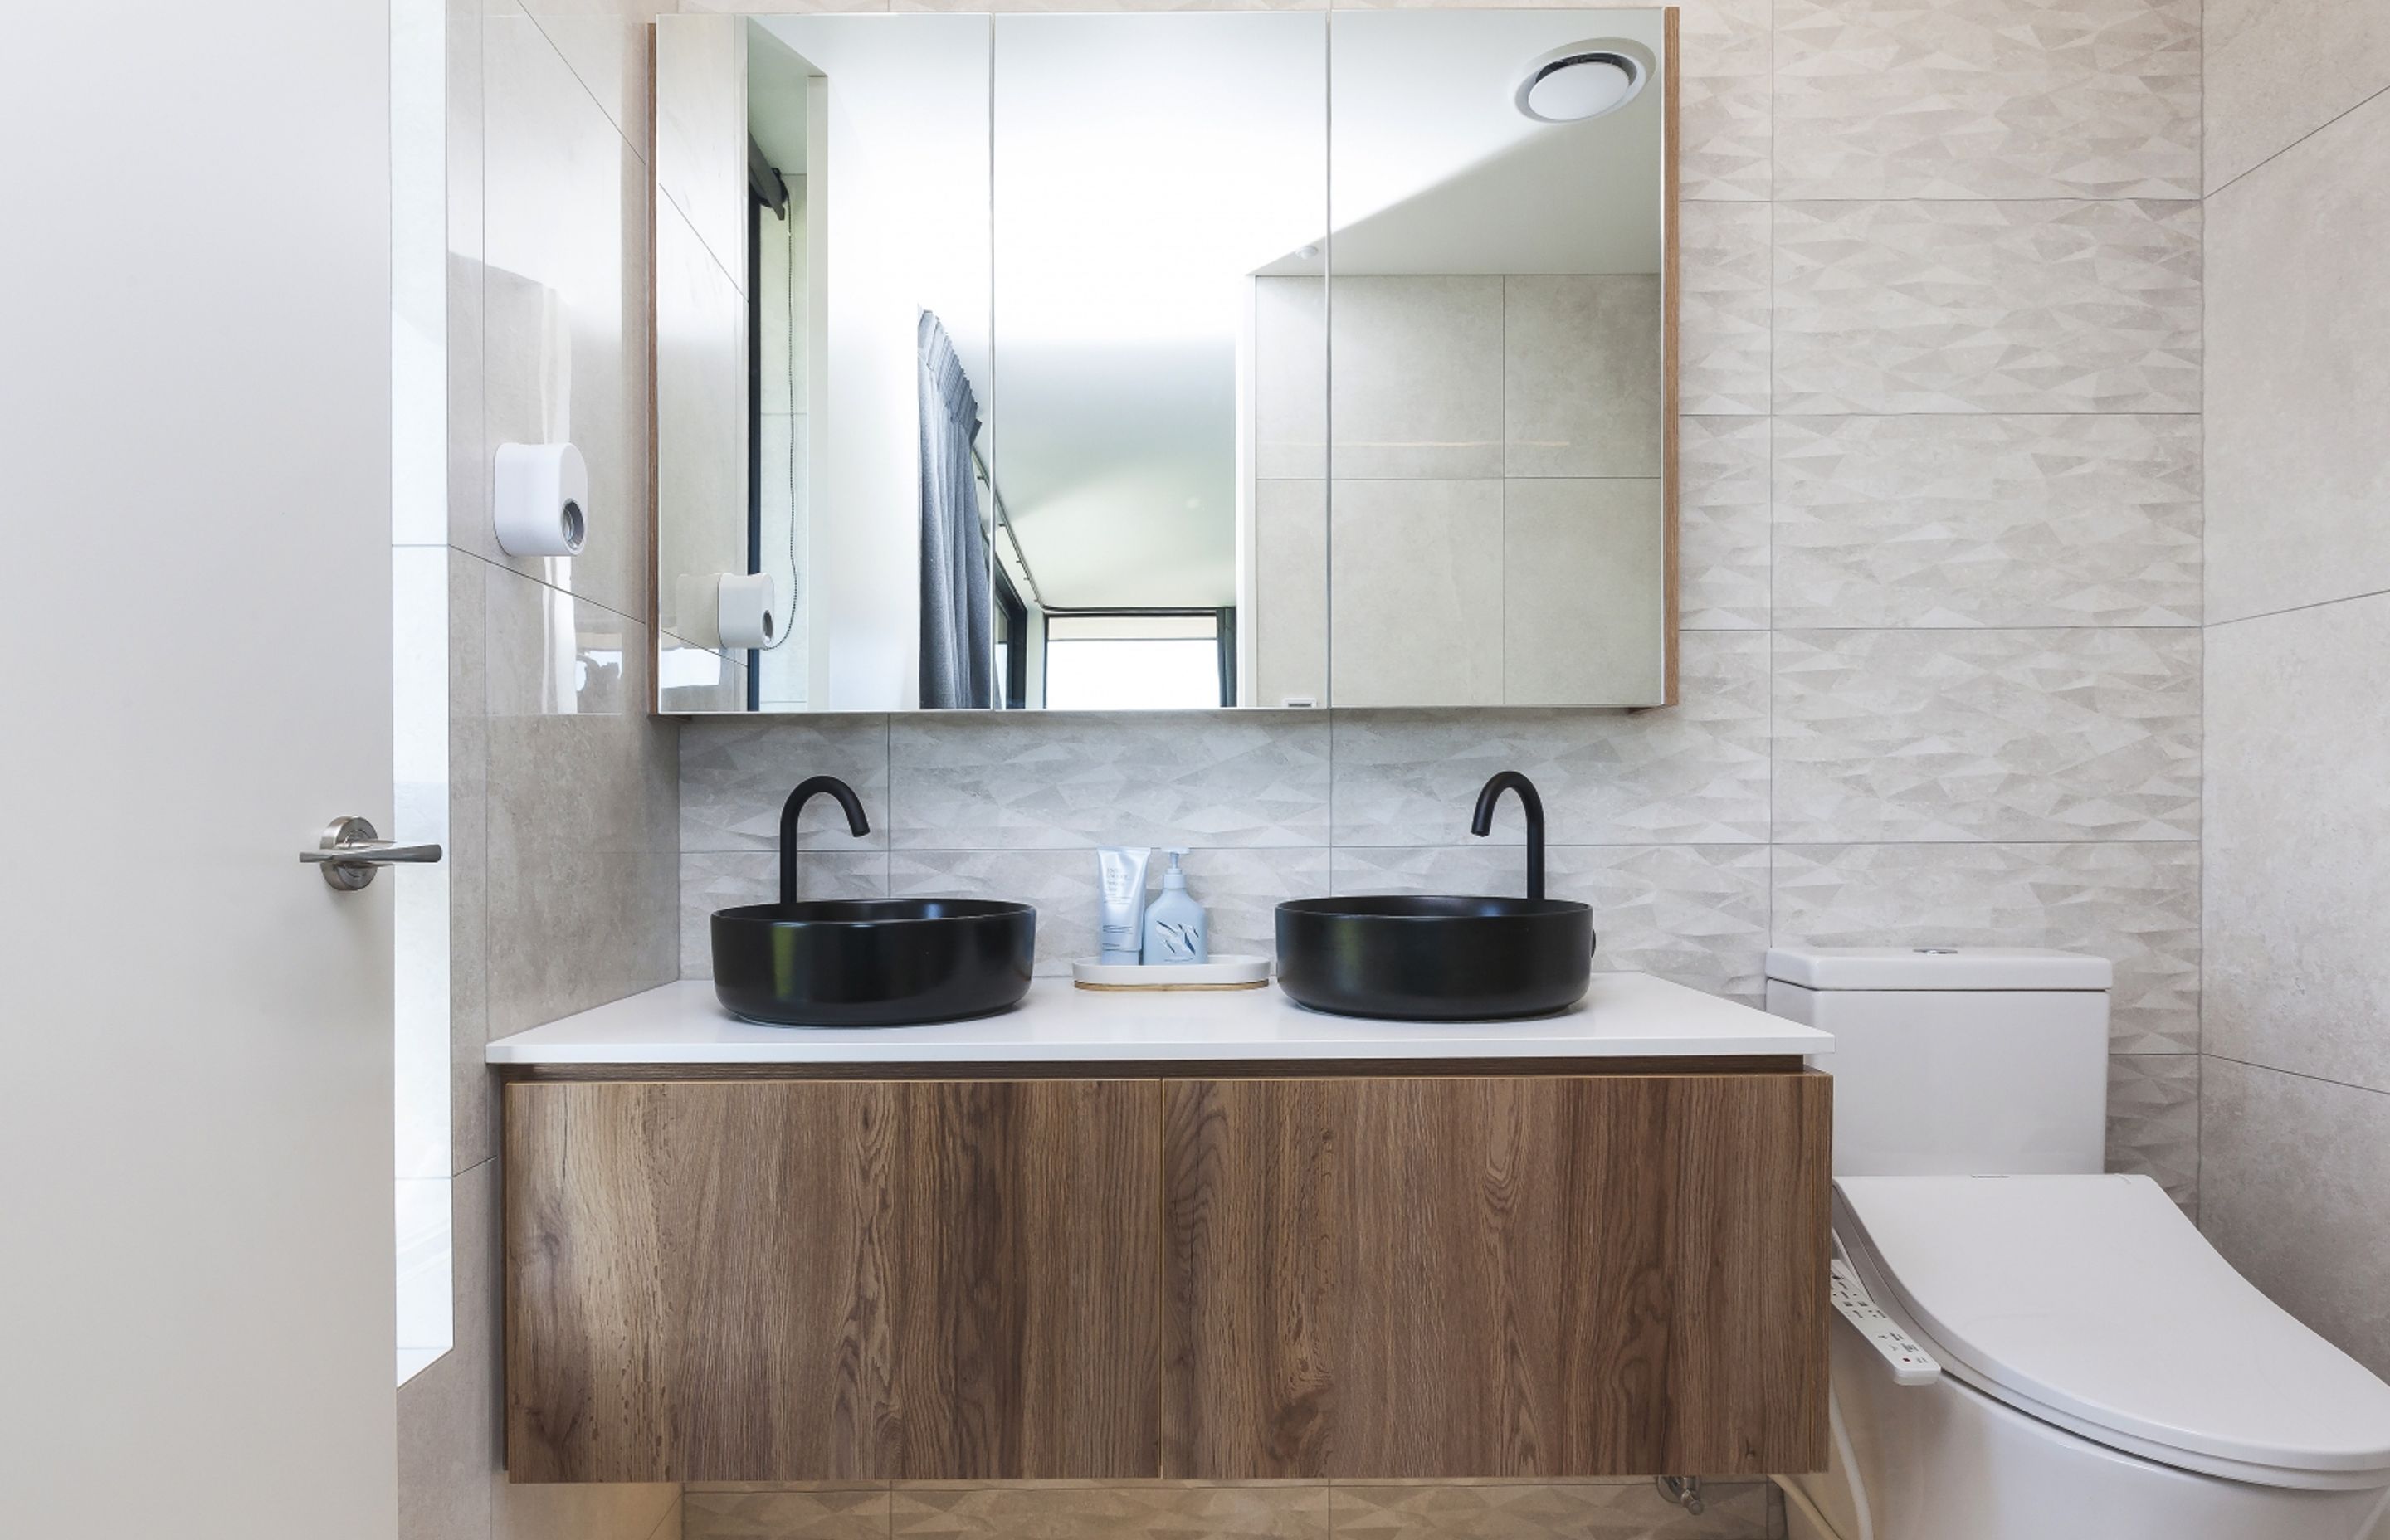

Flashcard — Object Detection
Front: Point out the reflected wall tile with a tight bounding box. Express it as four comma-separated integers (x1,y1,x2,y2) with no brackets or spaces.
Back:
485,565,641,719
2205,595,2390,1094
1332,632,1772,846
1333,1479,1768,1540
1774,415,2201,628
1256,480,1329,709
1329,479,1505,708
1331,276,1505,480
656,202,752,646
1333,845,1770,1001
2108,1054,2198,1213
1773,200,2201,414
446,0,487,558
1677,0,1772,201
661,636,749,714
680,0,885,12
890,1482,1328,1540
1775,0,2198,199
508,0,662,163
889,712,1330,851
679,851,888,977
1502,479,1668,706
2201,1060,2390,1378
653,12,747,284
1774,627,2200,844
1503,275,1664,479
484,5,654,623
1678,202,1770,416
889,850,1095,974
681,715,890,852
1679,417,1769,631
2207,90,2390,623
1255,275,1328,480
685,1486,890,1540
1772,841,2200,1054
2206,0,2390,192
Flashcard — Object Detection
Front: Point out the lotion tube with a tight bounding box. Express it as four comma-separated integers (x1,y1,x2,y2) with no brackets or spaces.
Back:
1096,846,1152,964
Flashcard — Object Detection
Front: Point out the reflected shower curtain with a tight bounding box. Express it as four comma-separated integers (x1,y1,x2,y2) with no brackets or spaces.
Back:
917,312,993,709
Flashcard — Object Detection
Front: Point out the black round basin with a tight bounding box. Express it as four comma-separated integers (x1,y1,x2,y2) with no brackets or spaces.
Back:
1275,894,1595,1021
711,899,1036,1027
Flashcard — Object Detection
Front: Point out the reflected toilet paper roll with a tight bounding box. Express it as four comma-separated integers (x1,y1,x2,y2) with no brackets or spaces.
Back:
717,572,778,650
493,442,588,558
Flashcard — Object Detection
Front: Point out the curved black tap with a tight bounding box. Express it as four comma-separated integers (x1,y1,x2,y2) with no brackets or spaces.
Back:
1469,771,1546,901
778,775,871,905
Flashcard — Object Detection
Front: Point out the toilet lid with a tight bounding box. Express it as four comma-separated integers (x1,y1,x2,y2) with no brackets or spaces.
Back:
1836,1174,2390,1489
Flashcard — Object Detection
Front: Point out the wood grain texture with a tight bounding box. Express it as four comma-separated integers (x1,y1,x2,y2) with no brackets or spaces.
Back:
1158,1072,1829,1479
505,1079,1159,1483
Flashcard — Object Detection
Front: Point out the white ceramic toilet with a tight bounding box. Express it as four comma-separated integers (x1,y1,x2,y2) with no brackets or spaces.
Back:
1766,946,2390,1540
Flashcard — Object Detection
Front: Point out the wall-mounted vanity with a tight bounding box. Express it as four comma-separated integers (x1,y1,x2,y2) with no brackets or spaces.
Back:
651,7,1678,714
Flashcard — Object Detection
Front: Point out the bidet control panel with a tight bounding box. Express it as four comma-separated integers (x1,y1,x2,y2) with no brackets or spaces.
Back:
1830,1260,1942,1385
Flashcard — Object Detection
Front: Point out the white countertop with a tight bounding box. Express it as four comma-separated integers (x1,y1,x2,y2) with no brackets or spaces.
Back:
485,973,1832,1067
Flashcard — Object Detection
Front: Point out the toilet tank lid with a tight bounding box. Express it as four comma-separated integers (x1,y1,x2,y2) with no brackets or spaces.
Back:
1765,946,2112,991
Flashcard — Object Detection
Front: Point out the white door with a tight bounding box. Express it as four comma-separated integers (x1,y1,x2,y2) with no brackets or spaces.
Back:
0,3,399,1537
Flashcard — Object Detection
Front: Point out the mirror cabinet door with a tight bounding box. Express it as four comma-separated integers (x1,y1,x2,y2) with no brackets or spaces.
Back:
651,9,1671,714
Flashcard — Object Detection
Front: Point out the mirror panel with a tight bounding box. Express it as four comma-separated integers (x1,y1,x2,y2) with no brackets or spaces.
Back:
651,10,1670,714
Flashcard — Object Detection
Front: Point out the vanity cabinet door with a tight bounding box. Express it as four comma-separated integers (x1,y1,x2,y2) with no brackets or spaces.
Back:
505,1078,1160,1483
1158,1072,1831,1479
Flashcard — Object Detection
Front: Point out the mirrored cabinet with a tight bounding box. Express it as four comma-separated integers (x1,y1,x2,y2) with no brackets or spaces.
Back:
652,9,1677,714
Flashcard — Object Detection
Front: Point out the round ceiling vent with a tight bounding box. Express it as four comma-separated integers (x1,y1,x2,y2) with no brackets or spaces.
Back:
1515,45,1648,124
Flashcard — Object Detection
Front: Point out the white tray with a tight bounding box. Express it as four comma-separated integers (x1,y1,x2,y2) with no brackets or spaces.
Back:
1071,953,1272,991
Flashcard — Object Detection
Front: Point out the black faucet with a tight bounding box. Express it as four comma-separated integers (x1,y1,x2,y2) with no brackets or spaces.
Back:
778,775,871,905
1470,771,1546,901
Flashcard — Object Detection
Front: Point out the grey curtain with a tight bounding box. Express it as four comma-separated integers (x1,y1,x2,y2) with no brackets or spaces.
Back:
917,311,993,709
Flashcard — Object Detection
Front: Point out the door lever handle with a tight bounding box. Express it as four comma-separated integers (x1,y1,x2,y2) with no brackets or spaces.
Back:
303,815,444,889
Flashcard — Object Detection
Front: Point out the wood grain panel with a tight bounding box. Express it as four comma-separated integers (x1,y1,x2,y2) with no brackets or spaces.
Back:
1159,1073,1829,1479
505,1079,1160,1483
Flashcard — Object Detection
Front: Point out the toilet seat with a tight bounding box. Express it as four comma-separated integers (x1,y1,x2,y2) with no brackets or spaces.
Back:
1834,1174,2390,1491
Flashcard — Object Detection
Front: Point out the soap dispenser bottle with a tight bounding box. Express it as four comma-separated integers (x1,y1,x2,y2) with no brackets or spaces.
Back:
1140,848,1208,964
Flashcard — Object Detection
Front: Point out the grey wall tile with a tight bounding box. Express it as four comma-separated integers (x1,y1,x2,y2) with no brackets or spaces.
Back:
1256,275,1328,481
1504,275,1665,479
1774,200,2201,414
2202,1059,2390,1377
682,715,890,853
677,851,890,978
1329,479,1506,707
1679,201,1771,416
2108,1054,2199,1213
2206,90,2390,624
1335,844,1770,1002
889,712,1329,850
1775,0,2198,198
1678,0,1772,201
1774,415,2201,628
1256,480,1329,709
1503,479,1669,706
1774,628,2201,843
398,1159,499,1540
448,553,494,1175
1332,1479,1768,1540
2205,595,2390,1094
1773,842,2201,1054
1680,417,1771,632
510,0,660,166
1332,632,1772,846
2206,0,2390,192
1331,275,1505,479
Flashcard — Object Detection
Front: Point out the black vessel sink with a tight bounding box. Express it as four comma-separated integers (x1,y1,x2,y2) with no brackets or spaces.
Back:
1275,894,1595,1021
711,899,1036,1027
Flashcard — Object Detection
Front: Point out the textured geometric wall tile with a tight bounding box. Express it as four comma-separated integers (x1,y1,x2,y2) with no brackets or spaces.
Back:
1334,1479,1768,1540
1774,200,2201,414
679,851,885,978
685,1486,889,1540
1776,0,2199,198
890,1482,1329,1540
1680,417,1771,631
680,715,890,853
1333,633,1771,846
1334,845,1770,1001
2108,1054,2199,1213
888,712,1330,850
1680,202,1772,415
1774,628,2201,843
1774,415,2201,627
1679,0,1773,200
1773,842,2201,1053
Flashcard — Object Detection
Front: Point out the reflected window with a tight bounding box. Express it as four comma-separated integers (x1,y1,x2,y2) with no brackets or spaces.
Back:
1044,612,1228,711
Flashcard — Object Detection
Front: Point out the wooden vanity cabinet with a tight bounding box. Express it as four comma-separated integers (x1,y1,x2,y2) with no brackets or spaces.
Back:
504,1067,1828,1484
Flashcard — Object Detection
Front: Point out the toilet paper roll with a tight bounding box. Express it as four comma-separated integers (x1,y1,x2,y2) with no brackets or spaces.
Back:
494,442,588,558
717,572,778,650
